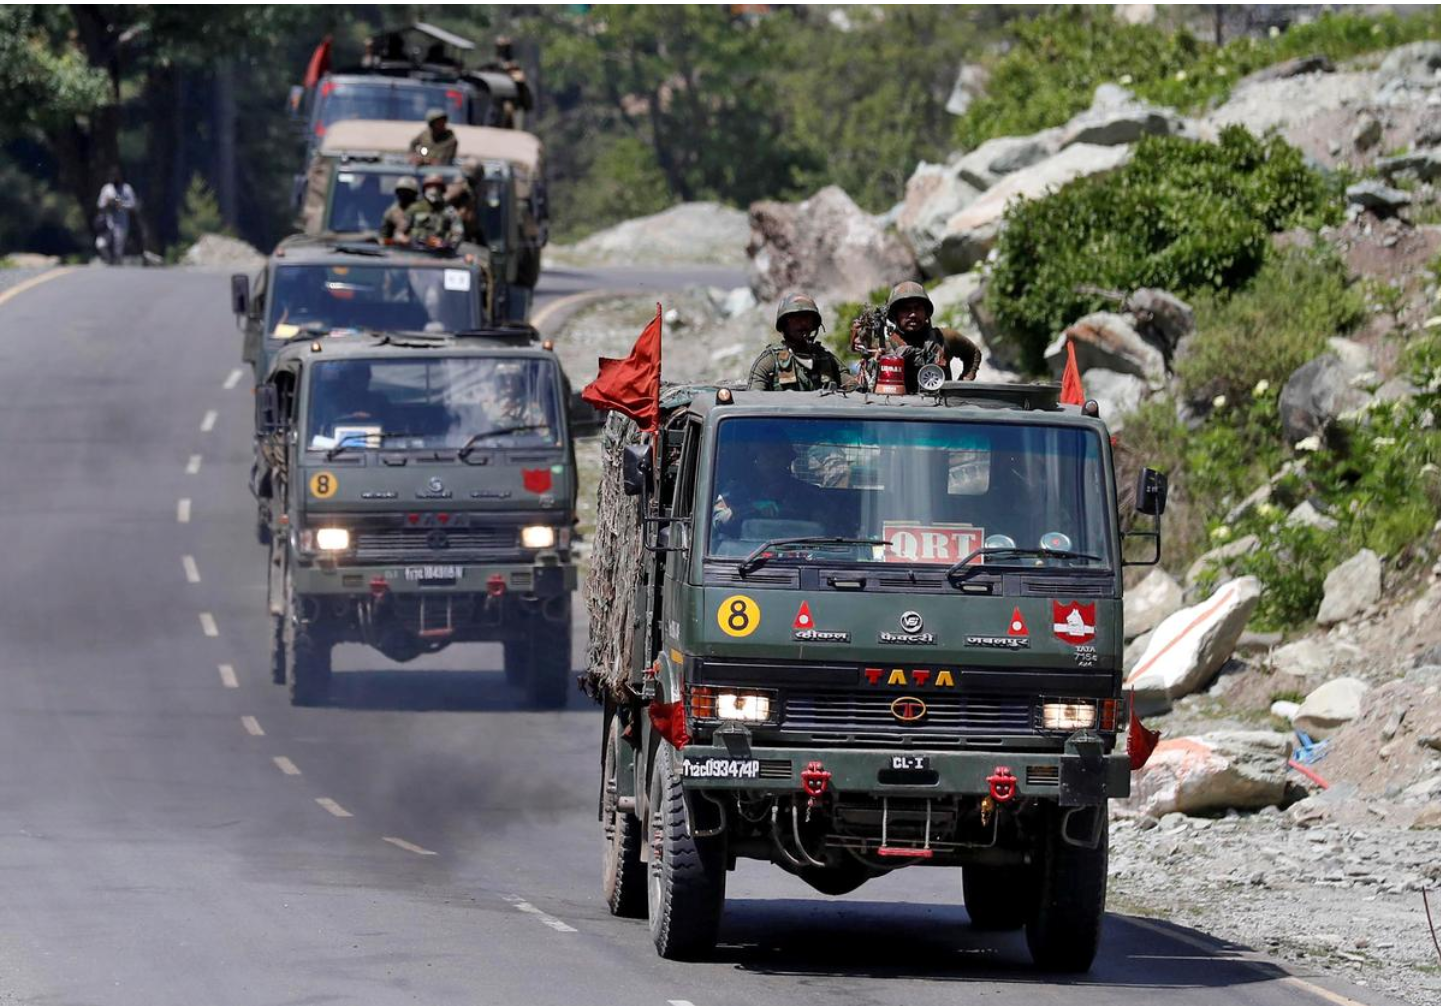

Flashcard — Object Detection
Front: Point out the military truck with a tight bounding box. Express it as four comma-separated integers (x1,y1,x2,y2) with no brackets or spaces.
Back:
229,233,501,391
295,120,547,315
255,327,597,707
586,381,1167,968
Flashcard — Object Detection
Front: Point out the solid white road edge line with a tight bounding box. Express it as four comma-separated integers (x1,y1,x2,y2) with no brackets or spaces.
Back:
240,715,264,737
177,498,191,523
502,895,577,933
185,454,202,475
199,612,218,637
223,368,243,390
273,756,301,776
201,409,218,432
182,555,200,583
382,836,438,856
217,664,238,688
315,798,353,818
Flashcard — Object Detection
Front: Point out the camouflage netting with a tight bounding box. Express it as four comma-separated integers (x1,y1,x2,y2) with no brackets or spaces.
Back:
583,412,646,700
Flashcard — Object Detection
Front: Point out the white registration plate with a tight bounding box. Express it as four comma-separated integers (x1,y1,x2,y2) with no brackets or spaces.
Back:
683,758,760,779
404,565,464,582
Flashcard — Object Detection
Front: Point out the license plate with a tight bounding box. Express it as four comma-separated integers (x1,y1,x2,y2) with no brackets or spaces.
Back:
683,758,760,779
890,755,930,771
404,565,464,582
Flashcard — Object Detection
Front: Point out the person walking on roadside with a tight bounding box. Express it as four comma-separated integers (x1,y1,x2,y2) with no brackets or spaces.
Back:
96,168,138,266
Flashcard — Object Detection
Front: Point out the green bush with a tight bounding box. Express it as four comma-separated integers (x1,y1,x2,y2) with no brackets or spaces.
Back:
1177,246,1365,402
987,128,1339,370
551,134,675,242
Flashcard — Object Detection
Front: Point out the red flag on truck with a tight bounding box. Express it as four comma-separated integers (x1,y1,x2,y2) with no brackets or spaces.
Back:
1127,692,1161,770
581,304,662,432
303,36,333,90
1060,336,1085,406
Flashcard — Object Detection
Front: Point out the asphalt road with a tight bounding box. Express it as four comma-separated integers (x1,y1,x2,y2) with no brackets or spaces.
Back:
0,265,1399,1006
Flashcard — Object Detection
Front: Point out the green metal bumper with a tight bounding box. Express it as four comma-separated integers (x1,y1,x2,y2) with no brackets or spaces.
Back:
679,743,1130,801
291,560,576,597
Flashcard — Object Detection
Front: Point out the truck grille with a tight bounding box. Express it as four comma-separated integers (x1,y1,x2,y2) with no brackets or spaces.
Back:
352,527,517,563
781,693,1034,744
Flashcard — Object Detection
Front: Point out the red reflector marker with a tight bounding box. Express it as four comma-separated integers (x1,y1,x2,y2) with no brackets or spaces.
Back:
486,574,506,597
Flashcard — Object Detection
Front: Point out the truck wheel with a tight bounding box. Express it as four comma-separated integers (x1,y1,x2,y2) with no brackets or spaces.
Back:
284,592,332,707
521,606,572,710
502,643,526,688
270,614,286,685
1025,808,1108,972
601,718,646,918
647,745,725,960
963,864,1035,930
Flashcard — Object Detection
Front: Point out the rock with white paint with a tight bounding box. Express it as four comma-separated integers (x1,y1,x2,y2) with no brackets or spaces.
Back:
1127,577,1263,715
1122,730,1292,816
1316,548,1382,627
1124,568,1184,641
1293,676,1369,739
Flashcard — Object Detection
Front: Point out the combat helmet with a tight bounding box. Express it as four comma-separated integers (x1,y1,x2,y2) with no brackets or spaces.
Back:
425,107,448,125
885,281,933,322
421,172,447,191
394,176,420,194
774,291,823,334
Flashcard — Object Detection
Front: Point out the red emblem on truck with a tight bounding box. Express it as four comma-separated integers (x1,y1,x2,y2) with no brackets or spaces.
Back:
1008,607,1029,637
1052,601,1096,644
522,468,553,494
793,602,813,630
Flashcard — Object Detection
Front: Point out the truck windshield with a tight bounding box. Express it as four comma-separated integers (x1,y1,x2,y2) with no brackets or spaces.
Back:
267,264,477,336
312,80,474,133
305,356,562,451
707,417,1111,568
326,168,461,233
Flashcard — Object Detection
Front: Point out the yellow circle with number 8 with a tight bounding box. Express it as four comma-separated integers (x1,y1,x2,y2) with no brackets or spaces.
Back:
716,594,760,638
309,471,339,499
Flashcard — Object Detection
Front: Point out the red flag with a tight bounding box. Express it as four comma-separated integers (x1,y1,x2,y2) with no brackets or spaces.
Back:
1127,692,1160,770
1060,336,1085,406
581,304,662,432
303,36,333,90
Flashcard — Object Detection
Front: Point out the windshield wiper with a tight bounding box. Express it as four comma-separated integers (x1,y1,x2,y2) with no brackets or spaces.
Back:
944,546,1103,585
457,424,553,460
324,430,422,460
738,537,888,576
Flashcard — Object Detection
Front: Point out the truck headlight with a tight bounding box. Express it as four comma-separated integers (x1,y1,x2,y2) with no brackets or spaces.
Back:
521,525,555,549
688,686,775,723
314,527,351,552
1042,701,1096,731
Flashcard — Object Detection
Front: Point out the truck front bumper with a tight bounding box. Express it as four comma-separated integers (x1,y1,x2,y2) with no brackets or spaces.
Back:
679,738,1129,805
292,559,576,598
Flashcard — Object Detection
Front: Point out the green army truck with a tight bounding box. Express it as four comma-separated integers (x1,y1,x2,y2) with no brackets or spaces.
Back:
230,233,498,391
255,327,598,707
586,381,1167,969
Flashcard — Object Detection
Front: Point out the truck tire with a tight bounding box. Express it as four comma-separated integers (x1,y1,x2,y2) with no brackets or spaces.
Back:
520,604,572,710
502,643,526,688
647,744,725,960
270,614,286,685
284,592,332,707
963,864,1035,930
1025,808,1108,972
601,718,647,918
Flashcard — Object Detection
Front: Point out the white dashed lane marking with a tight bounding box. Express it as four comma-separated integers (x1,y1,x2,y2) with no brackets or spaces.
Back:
185,454,202,475
382,836,438,856
273,756,301,776
502,895,577,933
200,409,218,432
223,368,243,390
182,555,200,584
668,1001,697,1006
176,498,191,523
315,798,353,818
217,664,238,689
240,716,264,737
198,612,218,637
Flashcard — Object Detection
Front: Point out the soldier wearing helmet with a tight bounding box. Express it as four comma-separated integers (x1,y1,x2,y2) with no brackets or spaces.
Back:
409,108,458,166
747,292,848,392
406,173,465,248
380,176,420,243
884,280,982,390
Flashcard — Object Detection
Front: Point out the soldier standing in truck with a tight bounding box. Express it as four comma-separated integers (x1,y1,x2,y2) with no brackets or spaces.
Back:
747,292,847,392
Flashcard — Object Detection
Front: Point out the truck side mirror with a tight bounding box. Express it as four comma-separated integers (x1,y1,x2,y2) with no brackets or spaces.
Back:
1135,468,1168,516
622,443,651,497
231,273,250,317
568,392,604,438
255,384,281,435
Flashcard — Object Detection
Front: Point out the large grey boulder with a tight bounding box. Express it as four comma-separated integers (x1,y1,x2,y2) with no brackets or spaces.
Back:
1238,55,1334,86
1268,638,1334,680
1060,84,1186,148
1293,676,1369,738
1082,368,1148,431
953,131,1062,190
945,64,990,117
1379,41,1441,86
927,272,983,329
1316,548,1382,627
747,186,918,304
182,233,264,269
935,143,1132,274
1279,353,1371,444
1377,150,1441,183
566,201,749,267
1128,287,1195,357
1125,568,1184,641
1127,576,1263,714
1123,731,1292,817
896,164,983,277
1286,500,1339,532
1346,181,1412,216
1044,312,1167,388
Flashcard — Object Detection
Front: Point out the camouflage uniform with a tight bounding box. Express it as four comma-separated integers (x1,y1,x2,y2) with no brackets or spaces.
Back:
747,291,847,391
380,177,419,242
410,109,459,166
884,281,982,387
408,175,465,247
